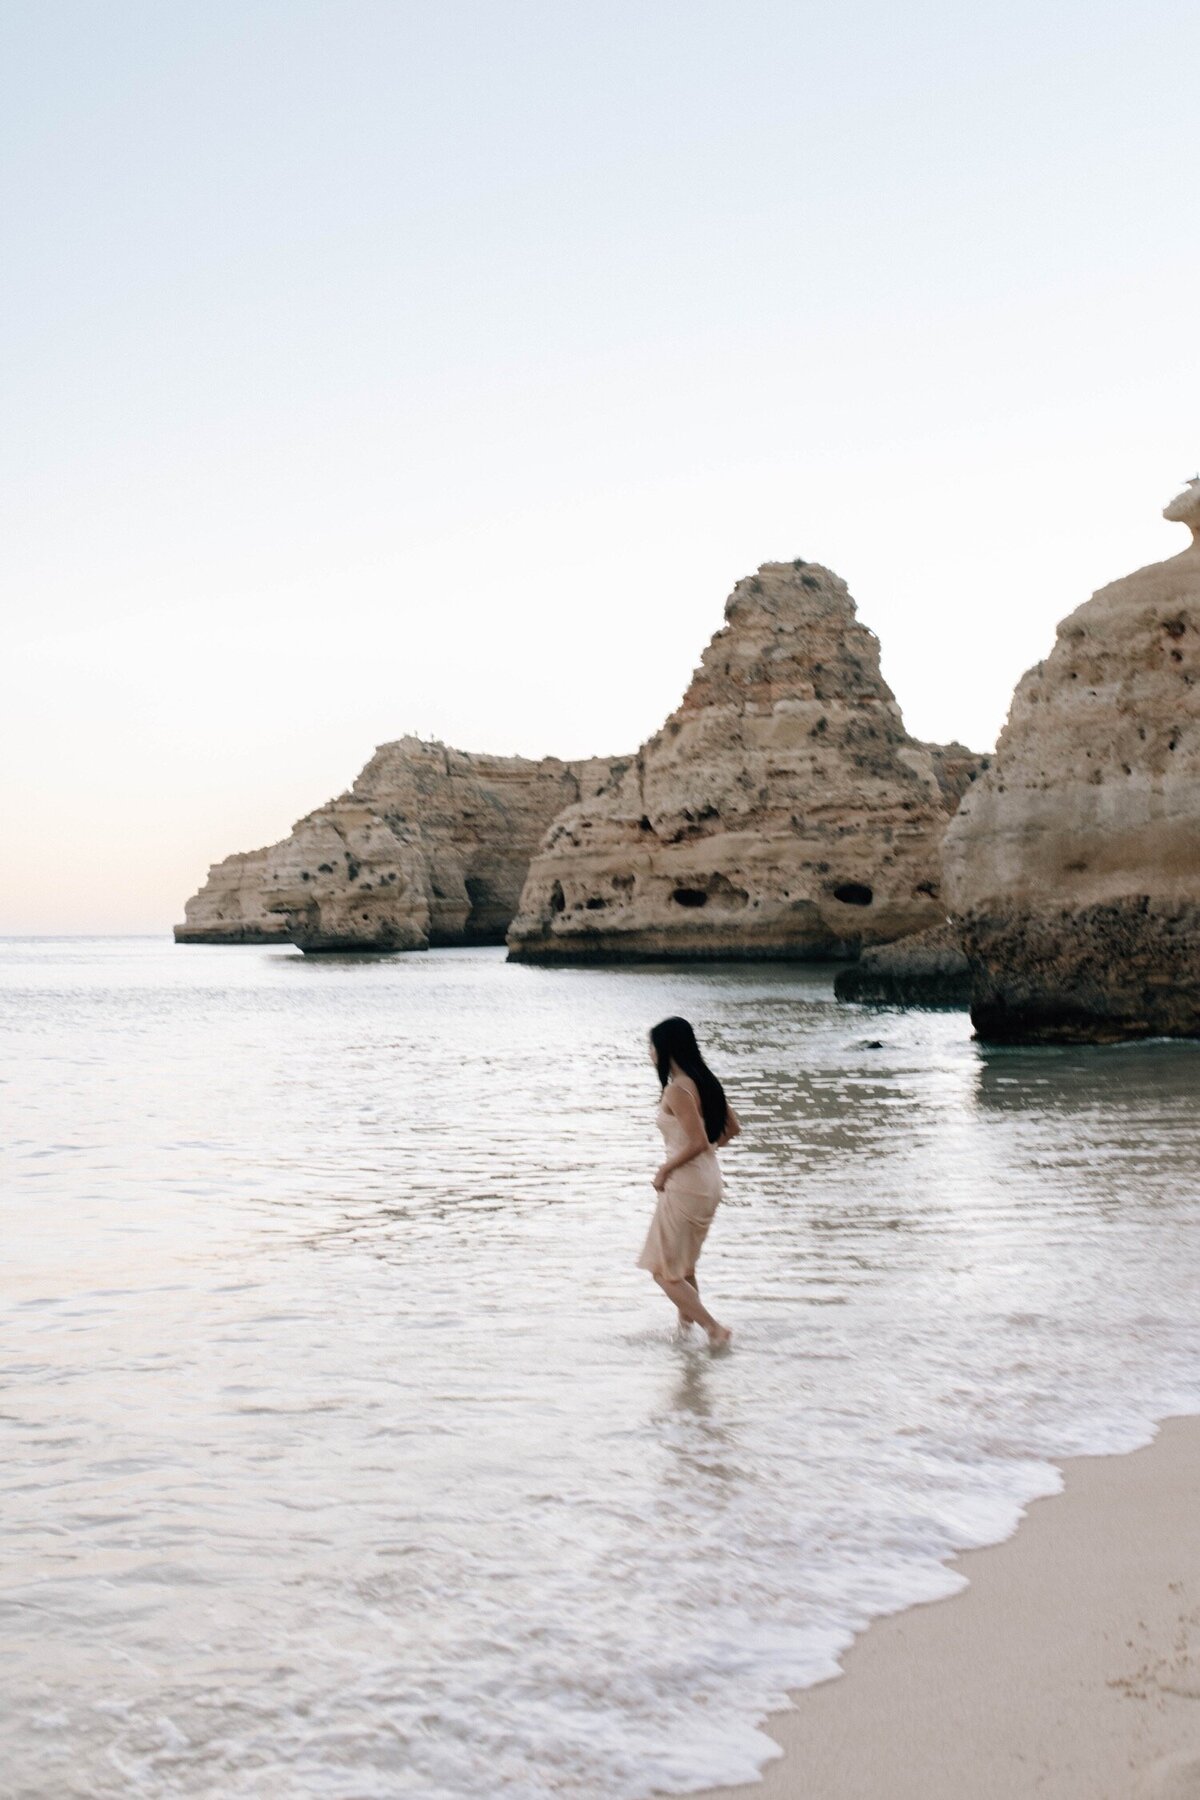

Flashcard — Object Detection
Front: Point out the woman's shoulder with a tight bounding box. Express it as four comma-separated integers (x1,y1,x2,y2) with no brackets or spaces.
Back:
666,1073,701,1104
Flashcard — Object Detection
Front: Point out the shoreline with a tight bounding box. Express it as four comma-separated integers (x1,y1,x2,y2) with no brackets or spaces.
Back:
695,1415,1200,1800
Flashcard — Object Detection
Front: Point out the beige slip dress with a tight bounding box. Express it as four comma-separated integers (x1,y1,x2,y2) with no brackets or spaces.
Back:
636,1077,724,1281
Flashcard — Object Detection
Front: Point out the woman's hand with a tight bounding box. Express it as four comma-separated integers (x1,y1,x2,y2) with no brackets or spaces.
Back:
652,1164,670,1192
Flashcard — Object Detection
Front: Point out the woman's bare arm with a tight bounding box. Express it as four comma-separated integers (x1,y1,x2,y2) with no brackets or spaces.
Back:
652,1085,711,1187
716,1103,741,1148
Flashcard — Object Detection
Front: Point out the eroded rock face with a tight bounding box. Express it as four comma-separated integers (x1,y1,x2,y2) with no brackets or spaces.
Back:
176,738,616,952
507,560,983,962
270,740,616,952
943,479,1200,1043
256,796,431,953
923,741,989,813
174,848,289,944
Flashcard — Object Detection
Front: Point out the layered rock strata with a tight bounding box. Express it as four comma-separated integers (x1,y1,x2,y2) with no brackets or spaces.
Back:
833,921,970,1007
507,560,984,963
175,848,288,944
943,479,1200,1043
924,741,988,813
176,739,616,952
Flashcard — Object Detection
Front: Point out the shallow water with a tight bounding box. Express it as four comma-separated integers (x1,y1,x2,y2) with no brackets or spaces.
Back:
3,937,1199,1799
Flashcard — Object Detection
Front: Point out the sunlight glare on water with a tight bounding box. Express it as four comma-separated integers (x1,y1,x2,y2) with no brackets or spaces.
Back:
3,938,1199,1798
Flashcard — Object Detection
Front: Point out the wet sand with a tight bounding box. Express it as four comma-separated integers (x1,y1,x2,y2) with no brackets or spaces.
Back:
698,1416,1200,1800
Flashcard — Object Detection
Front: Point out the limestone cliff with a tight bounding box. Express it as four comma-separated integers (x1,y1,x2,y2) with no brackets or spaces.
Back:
175,738,616,952
943,479,1200,1043
175,848,289,944
507,560,984,962
923,741,989,813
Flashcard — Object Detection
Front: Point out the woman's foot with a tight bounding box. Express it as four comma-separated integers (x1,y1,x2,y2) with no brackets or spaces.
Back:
707,1325,732,1352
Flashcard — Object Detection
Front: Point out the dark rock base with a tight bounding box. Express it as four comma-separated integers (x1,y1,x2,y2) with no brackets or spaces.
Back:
834,922,970,1008
173,926,288,945
961,899,1200,1044
835,965,971,1007
506,931,863,965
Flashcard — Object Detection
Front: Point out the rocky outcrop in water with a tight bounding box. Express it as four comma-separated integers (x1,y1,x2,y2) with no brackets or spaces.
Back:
833,921,970,1007
942,479,1200,1043
176,739,616,952
507,560,984,963
175,848,289,944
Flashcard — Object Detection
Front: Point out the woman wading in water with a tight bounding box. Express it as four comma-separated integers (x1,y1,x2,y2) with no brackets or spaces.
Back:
638,1016,739,1349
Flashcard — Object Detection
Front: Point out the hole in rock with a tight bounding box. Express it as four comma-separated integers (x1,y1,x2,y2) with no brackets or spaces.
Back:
832,882,874,907
464,876,495,929
670,874,750,909
549,882,566,914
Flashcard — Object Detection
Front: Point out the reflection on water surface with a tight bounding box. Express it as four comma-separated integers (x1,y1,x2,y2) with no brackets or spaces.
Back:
3,939,1198,1798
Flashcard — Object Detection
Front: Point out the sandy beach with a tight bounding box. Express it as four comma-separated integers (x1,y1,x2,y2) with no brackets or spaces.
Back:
699,1416,1200,1800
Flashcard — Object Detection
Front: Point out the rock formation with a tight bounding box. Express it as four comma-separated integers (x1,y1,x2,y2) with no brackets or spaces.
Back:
833,921,971,1007
176,738,616,952
942,478,1200,1043
175,848,289,943
924,740,988,814
507,560,985,962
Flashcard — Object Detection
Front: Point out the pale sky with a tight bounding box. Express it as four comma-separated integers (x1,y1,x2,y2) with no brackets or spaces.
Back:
3,0,1197,933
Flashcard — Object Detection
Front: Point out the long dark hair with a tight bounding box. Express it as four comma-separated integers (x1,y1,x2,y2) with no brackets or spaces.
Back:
650,1016,728,1143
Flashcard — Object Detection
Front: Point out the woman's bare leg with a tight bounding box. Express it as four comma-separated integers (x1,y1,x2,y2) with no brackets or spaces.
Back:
654,1274,730,1345
676,1267,700,1329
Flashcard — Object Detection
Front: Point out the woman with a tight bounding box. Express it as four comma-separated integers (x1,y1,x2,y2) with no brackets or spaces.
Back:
637,1015,740,1349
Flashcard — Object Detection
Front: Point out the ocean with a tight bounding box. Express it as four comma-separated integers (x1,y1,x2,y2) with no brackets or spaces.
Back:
4,937,1199,1798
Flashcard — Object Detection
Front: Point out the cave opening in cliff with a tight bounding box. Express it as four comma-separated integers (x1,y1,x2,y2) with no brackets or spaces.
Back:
833,882,874,907
464,875,509,942
672,888,709,908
